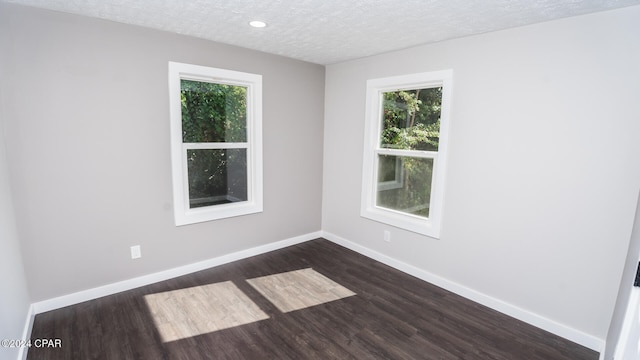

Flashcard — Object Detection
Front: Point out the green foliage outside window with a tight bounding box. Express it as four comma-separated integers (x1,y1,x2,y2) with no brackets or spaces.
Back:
181,80,248,208
380,87,442,151
181,80,247,143
377,87,442,218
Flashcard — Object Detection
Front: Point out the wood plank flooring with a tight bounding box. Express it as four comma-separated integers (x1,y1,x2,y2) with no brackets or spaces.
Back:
27,238,599,359
246,268,356,313
144,281,270,342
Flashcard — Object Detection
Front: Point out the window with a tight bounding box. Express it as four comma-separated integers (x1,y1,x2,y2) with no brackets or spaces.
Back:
169,62,263,226
361,70,452,238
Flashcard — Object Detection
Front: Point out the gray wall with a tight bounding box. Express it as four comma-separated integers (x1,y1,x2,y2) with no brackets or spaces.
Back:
322,6,640,341
3,0,640,351
0,3,325,302
0,8,31,359
0,122,29,360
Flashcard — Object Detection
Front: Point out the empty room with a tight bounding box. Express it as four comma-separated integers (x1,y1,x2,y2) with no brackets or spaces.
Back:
1,1,640,359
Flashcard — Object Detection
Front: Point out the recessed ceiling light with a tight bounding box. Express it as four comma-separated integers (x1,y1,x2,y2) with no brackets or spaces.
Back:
249,20,267,28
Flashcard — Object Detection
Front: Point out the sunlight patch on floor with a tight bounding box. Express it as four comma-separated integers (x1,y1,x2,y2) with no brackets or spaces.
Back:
144,281,269,342
246,268,356,313
144,268,356,342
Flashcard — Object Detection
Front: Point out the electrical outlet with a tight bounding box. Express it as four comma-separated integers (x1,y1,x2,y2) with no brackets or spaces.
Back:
384,230,391,242
130,245,142,259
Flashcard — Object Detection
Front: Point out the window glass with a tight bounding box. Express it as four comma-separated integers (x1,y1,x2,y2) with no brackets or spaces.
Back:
380,87,442,151
181,80,247,143
169,62,262,226
186,149,248,209
361,70,452,238
376,155,434,218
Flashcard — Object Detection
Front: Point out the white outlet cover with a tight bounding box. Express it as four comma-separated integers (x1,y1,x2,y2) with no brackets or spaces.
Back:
130,245,142,259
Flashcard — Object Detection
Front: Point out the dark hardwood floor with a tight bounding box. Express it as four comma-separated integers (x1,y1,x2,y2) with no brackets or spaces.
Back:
28,238,599,359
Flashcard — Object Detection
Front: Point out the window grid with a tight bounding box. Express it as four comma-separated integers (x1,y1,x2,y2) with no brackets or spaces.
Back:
169,62,263,226
361,70,452,238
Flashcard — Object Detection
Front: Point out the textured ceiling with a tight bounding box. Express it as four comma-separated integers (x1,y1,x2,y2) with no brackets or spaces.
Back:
3,0,640,64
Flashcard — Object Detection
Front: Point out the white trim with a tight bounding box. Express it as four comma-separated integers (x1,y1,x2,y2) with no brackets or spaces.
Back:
360,70,452,239
614,288,640,360
377,148,438,158
183,142,248,150
18,304,35,360
168,61,263,226
26,231,604,354
31,232,321,314
321,231,605,353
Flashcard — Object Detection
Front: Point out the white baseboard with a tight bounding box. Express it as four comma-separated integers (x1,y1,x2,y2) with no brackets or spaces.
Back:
26,230,605,355
321,231,605,353
31,231,321,314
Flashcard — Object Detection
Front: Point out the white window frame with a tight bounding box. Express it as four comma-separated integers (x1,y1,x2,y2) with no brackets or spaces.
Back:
360,70,452,238
169,62,263,226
